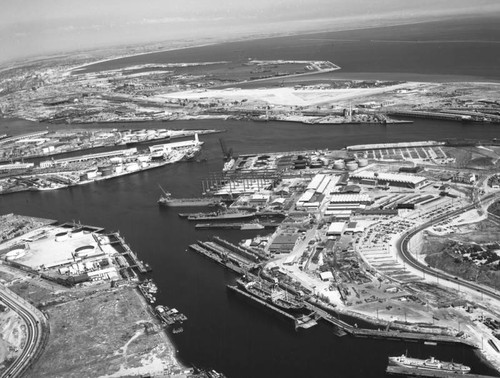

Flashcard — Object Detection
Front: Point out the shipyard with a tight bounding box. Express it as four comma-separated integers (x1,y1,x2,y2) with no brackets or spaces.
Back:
155,136,500,376
0,129,222,194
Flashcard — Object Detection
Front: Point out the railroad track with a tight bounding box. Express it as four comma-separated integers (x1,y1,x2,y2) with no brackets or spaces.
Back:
396,192,500,302
0,287,44,378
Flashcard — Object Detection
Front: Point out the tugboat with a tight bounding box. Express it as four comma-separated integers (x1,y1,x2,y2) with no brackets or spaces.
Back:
388,354,471,374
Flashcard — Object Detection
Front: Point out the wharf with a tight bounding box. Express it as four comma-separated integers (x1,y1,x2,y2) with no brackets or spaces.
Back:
59,222,104,233
227,284,317,330
386,365,497,377
194,222,276,230
109,233,150,274
188,243,256,274
305,302,476,347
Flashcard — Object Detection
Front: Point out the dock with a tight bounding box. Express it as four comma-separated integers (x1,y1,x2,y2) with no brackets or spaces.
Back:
194,222,277,230
188,243,252,274
304,302,476,347
227,284,317,330
386,365,498,377
107,233,150,274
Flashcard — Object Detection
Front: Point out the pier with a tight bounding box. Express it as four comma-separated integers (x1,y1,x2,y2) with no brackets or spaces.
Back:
386,365,498,377
189,244,254,274
304,301,476,347
108,233,150,273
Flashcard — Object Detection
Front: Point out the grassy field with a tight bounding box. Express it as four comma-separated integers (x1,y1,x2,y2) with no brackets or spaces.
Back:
24,286,185,378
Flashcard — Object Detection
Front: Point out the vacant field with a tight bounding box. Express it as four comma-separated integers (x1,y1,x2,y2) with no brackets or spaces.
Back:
24,287,185,378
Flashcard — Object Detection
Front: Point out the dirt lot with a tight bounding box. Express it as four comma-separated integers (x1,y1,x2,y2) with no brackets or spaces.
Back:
423,221,500,290
0,303,25,374
24,286,184,378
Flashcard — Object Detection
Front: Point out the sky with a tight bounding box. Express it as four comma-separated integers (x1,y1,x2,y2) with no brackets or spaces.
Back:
1,0,500,64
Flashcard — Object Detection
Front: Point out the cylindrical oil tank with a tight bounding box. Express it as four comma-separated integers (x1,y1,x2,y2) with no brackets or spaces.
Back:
333,159,346,170
346,161,359,171
357,158,368,167
55,231,68,242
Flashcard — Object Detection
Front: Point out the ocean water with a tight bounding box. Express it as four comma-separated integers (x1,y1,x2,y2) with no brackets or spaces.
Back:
79,16,500,81
1,117,499,377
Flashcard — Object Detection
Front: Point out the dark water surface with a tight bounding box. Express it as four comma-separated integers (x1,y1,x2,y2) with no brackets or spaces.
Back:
79,16,500,81
1,117,500,377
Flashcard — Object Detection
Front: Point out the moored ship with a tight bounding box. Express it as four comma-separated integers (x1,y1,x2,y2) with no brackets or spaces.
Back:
388,354,471,374
236,278,305,314
185,210,255,221
158,186,222,207
158,194,221,207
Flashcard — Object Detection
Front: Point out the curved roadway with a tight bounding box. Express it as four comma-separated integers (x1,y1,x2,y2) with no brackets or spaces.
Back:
396,192,500,301
0,286,44,378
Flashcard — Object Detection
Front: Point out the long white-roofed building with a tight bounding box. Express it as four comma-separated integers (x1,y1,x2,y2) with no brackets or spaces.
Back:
350,171,427,189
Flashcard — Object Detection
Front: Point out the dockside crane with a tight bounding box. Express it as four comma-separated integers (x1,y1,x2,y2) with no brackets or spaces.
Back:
219,138,234,161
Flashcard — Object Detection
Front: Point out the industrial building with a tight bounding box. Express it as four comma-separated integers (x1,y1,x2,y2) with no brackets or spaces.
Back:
269,233,300,254
350,171,427,189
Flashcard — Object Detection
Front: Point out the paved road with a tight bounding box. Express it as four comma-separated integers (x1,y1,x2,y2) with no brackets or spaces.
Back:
0,286,44,378
395,192,500,302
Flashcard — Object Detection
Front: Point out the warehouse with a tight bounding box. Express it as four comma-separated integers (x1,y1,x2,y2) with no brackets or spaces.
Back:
350,171,427,189
326,222,346,236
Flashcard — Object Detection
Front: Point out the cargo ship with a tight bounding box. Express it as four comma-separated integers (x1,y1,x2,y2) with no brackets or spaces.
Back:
388,355,471,374
236,278,305,314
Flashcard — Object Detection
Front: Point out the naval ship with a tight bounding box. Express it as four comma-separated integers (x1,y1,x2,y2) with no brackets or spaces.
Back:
236,278,305,314
158,186,221,207
388,354,471,374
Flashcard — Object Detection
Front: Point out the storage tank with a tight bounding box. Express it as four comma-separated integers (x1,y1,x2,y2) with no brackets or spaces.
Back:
55,231,69,242
333,160,346,170
357,158,368,167
346,161,359,171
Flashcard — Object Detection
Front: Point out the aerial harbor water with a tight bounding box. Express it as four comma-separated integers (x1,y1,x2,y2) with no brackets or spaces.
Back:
1,116,500,378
